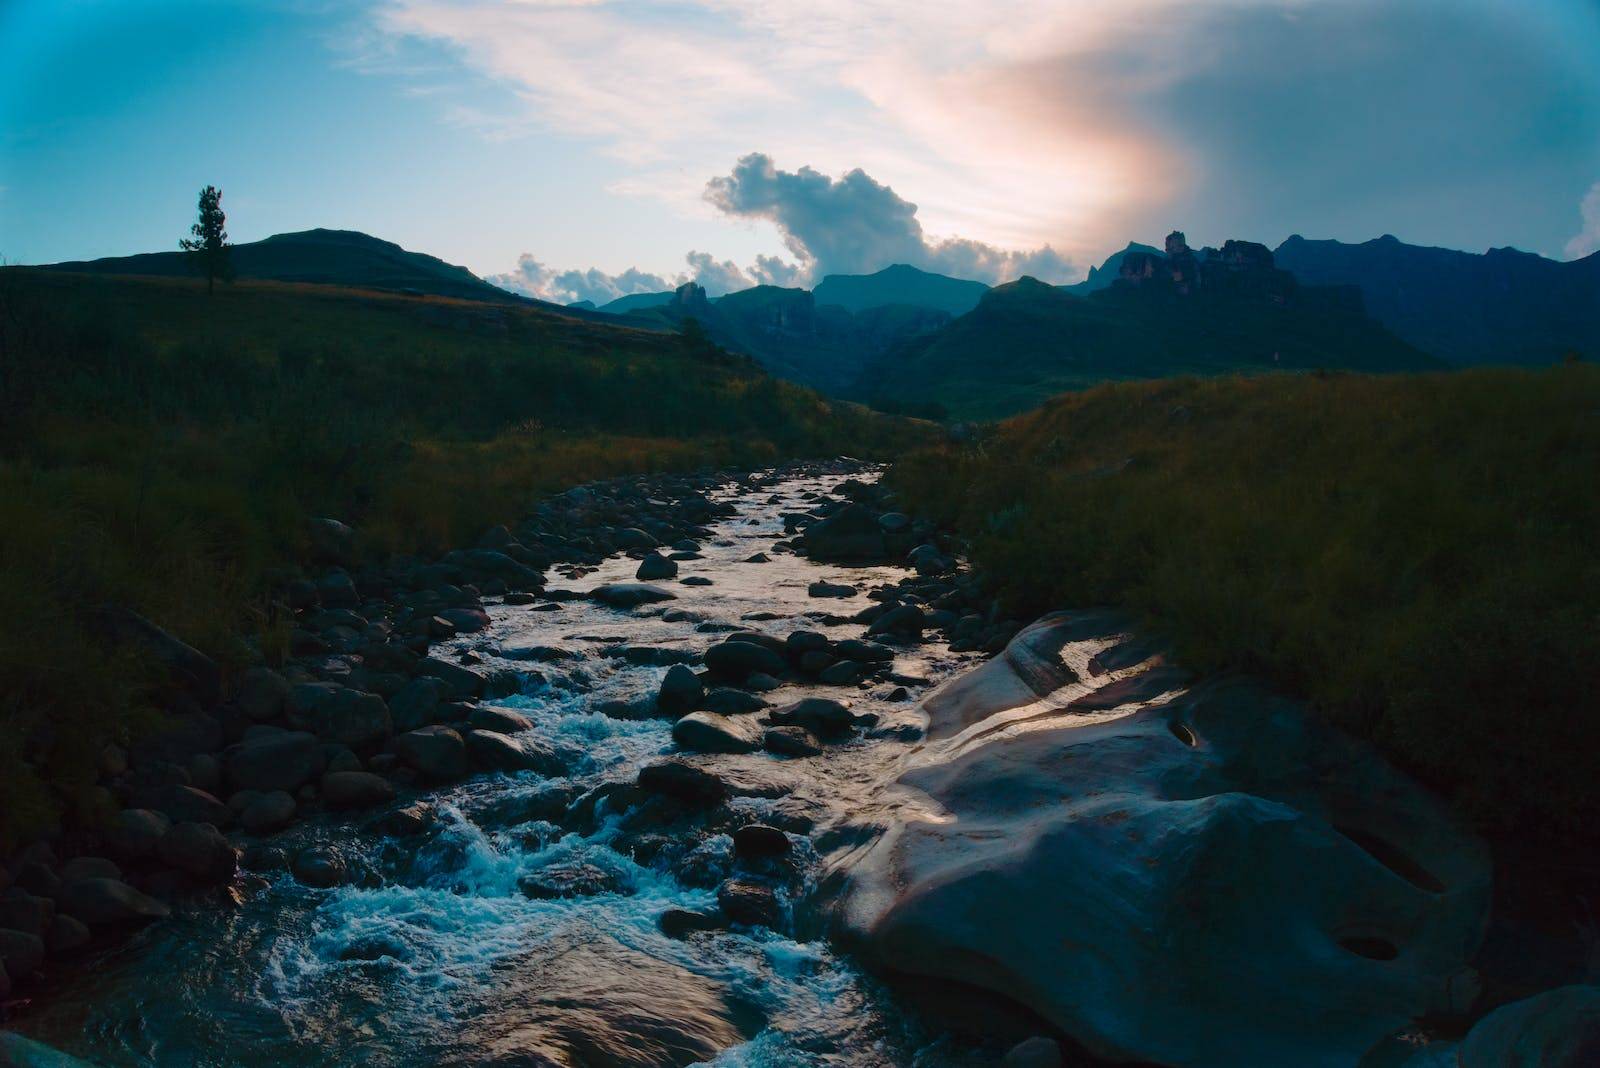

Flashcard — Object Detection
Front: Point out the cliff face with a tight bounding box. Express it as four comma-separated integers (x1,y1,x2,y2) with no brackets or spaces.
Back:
1117,232,1299,303
1275,234,1600,365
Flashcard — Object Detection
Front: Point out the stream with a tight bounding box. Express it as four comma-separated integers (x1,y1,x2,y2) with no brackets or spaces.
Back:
10,470,1001,1067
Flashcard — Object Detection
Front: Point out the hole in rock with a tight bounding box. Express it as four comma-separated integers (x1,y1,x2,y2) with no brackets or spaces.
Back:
1168,721,1198,747
1339,936,1400,961
1335,825,1446,893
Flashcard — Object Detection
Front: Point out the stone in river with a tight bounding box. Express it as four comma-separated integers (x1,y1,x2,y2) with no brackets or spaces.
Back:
763,726,822,758
590,582,677,608
635,552,678,581
395,725,471,780
57,878,171,925
321,771,397,810
657,664,704,717
672,711,763,754
704,639,788,680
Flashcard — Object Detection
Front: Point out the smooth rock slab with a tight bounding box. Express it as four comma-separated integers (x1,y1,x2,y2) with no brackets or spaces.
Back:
832,610,1492,1068
590,582,676,608
672,711,763,755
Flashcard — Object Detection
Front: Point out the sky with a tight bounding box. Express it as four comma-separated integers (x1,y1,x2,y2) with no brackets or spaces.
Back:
3,0,1599,303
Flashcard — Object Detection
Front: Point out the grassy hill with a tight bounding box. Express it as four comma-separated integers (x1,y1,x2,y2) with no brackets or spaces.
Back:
0,269,924,841
859,275,1440,421
889,367,1600,840
812,263,990,316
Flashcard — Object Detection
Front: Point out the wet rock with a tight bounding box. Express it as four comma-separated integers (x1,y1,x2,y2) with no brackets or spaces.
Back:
226,730,326,794
743,552,770,563
57,878,171,925
465,729,562,774
239,790,298,833
286,682,391,750
388,677,447,732
704,639,788,680
1003,1037,1063,1068
47,913,92,954
746,672,782,692
801,503,887,562
818,661,860,686
468,706,533,734
717,879,782,929
291,847,346,888
701,688,766,716
376,803,435,837
396,725,470,781
658,908,722,940
518,862,624,900
657,664,705,717
733,824,790,860
832,638,895,663
763,726,823,758
590,582,676,608
672,711,763,755
59,857,120,884
418,656,485,699
0,891,51,937
807,580,857,598
0,928,45,980
106,808,172,860
867,603,926,638
439,607,491,634
139,783,230,828
595,696,664,721
1457,984,1600,1066
322,771,397,810
157,821,237,884
499,644,577,663
768,697,856,739
637,761,727,806
635,552,678,580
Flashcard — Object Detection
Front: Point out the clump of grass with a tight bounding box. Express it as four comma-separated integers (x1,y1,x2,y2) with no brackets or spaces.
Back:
890,368,1600,838
0,269,928,846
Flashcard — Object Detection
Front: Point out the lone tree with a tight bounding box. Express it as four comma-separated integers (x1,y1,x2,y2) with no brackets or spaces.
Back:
180,185,232,295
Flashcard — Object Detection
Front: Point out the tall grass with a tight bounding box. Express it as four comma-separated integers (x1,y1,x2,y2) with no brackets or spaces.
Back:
0,270,926,845
890,368,1600,838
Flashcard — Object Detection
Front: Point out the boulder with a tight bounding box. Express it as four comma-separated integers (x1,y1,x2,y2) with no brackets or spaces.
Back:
0,891,51,938
292,847,346,889
56,878,170,925
672,711,763,755
1458,985,1600,1067
763,726,822,758
306,516,356,565
226,730,326,793
138,784,229,828
321,771,396,810
717,879,781,929
832,638,895,663
105,809,171,860
701,688,766,716
635,552,678,581
395,725,470,781
1003,1037,1062,1068
388,677,447,731
286,683,391,750
733,824,789,860
47,913,92,954
801,503,887,562
464,729,563,774
95,607,221,705
157,821,237,884
637,761,726,806
59,857,120,884
832,611,1493,1068
234,666,291,722
591,582,677,608
807,580,857,599
0,927,44,979
468,705,533,735
0,1033,100,1066
657,665,704,716
417,657,485,700
704,640,788,680
768,697,855,739
239,790,298,833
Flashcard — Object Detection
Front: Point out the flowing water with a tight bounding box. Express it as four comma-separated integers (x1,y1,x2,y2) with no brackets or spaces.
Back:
11,471,998,1067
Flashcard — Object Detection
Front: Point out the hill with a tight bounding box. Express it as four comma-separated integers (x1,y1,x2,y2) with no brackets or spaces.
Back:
599,290,676,315
858,236,1438,420
1059,241,1162,295
812,263,990,316
888,365,1600,842
37,228,525,305
0,268,924,842
1274,234,1600,365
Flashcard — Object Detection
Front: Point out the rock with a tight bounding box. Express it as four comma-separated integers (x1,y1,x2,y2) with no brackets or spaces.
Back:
867,603,926,638
1003,1037,1063,1068
518,862,623,900
0,891,51,937
833,610,1493,1068
226,730,326,793
590,582,676,608
701,688,766,716
59,857,120,884
637,761,727,806
746,672,782,692
468,706,533,734
306,516,356,565
733,824,789,860
57,878,170,925
769,697,855,738
439,607,491,634
94,606,221,704
235,667,291,722
681,576,712,587
106,808,172,860
130,712,224,769
1457,985,1600,1067
376,803,435,837
13,861,60,899
0,1032,102,1066
157,822,237,884
388,677,447,732
832,638,895,663
801,503,887,562
417,657,485,699
291,847,345,888
395,725,470,781
635,552,678,581
717,879,781,929
763,726,822,757
287,683,391,750
239,790,298,833
47,913,92,954
807,580,857,598
139,784,230,828
658,908,721,940
321,771,396,810
325,745,363,774
613,527,658,549
818,661,859,686
657,665,704,716
704,639,788,680
0,927,44,979
672,711,763,754
464,729,562,774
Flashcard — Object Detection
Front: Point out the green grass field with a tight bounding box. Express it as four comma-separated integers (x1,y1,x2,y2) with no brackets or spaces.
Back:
0,269,926,843
890,368,1600,839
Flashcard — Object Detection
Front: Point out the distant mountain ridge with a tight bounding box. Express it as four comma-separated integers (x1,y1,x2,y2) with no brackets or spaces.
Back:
812,263,990,316
1274,234,1600,365
1060,242,1163,295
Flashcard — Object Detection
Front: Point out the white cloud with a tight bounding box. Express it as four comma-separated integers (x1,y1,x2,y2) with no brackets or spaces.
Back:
488,247,803,303
1567,182,1600,259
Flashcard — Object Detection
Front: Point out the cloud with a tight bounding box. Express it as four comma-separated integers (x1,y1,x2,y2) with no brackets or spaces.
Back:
488,247,804,303
1567,182,1600,259
704,153,1073,284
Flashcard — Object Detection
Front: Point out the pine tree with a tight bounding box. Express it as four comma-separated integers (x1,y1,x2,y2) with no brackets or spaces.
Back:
179,185,232,295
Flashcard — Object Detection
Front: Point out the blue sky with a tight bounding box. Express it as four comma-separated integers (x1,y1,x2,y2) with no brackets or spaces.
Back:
3,1,1599,302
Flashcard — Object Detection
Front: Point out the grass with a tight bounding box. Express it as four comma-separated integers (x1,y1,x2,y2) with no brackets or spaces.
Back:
0,269,927,846
889,368,1600,839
